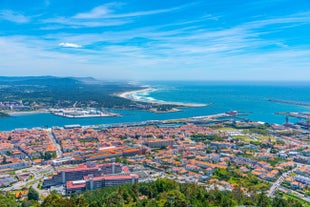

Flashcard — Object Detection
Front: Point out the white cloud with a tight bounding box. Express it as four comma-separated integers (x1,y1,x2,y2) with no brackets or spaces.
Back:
0,10,29,23
74,5,111,19
1,35,310,80
59,42,82,48
1,5,310,80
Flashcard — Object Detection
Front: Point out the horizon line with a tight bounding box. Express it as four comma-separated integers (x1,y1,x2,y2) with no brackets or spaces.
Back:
1,75,310,82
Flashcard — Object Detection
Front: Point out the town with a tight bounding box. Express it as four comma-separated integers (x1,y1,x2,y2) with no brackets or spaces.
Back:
0,114,310,205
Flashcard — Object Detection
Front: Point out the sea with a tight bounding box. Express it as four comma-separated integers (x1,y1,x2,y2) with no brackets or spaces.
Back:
0,81,309,131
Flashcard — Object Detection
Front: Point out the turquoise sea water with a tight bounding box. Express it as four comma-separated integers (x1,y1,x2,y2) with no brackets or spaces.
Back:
0,81,309,131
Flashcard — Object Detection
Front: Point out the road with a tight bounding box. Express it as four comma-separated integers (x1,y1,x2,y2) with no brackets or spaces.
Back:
46,129,63,158
2,165,53,198
267,166,298,197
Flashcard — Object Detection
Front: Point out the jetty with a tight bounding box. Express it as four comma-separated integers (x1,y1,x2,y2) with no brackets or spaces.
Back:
268,99,310,107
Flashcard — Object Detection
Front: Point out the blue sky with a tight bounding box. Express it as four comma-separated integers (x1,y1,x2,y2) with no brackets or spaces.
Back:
0,0,310,80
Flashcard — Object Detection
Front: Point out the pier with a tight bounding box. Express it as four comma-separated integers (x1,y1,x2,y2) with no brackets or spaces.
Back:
268,99,310,107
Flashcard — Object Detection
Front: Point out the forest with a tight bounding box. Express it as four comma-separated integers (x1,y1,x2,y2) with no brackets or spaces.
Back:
0,76,140,109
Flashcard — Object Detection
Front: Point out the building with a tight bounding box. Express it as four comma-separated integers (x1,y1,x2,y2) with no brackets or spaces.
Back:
0,174,15,187
294,175,310,186
144,139,174,148
66,174,138,194
43,162,123,188
210,141,234,149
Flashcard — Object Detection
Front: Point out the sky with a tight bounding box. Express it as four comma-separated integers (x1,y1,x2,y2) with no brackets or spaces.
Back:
0,0,310,80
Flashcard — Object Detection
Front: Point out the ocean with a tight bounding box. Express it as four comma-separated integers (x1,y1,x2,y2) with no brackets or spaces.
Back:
0,81,309,131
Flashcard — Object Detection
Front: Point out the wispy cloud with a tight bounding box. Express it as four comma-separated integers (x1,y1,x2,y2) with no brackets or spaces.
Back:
42,10,310,58
1,1,310,80
74,5,111,19
59,42,82,48
43,2,193,29
74,3,187,19
43,17,129,29
240,12,310,30
105,7,183,19
0,10,29,23
1,33,310,80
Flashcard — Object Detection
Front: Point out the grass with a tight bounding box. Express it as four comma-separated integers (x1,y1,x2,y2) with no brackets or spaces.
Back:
281,192,310,207
232,135,251,142
212,167,270,191
257,135,276,142
218,127,236,131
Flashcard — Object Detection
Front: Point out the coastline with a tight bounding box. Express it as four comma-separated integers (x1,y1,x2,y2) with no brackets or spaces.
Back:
8,110,49,116
116,87,207,107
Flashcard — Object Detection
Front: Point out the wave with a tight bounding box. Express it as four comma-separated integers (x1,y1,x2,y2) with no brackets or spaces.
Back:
117,87,207,107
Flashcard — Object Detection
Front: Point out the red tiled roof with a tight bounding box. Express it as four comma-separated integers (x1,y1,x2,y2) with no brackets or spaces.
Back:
66,181,86,189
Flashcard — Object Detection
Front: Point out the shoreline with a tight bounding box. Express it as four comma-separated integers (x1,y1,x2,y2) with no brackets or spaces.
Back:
116,87,207,107
51,112,120,118
7,110,49,116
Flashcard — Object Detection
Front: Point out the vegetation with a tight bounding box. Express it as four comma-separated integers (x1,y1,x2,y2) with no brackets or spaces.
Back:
0,76,140,109
0,178,307,206
191,134,224,142
0,191,19,207
40,152,56,161
0,76,181,113
212,167,270,191
237,125,269,135
27,187,39,201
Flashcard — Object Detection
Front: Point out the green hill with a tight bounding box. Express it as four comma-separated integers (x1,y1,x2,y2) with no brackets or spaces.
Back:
0,76,140,109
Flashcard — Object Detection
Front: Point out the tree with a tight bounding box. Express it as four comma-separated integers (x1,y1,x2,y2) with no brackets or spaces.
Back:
0,191,19,207
28,187,39,201
256,192,271,207
21,199,39,207
41,194,76,207
30,178,303,207
2,156,7,164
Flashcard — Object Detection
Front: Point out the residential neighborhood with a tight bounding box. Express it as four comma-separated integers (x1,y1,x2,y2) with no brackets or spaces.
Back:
1,119,310,204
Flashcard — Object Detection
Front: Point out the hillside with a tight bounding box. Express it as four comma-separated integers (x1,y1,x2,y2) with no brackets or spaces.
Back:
1,178,305,207
0,76,140,109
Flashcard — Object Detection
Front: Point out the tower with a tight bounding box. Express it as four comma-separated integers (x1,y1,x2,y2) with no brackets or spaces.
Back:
285,113,289,126
89,174,94,190
112,162,115,174
307,117,310,140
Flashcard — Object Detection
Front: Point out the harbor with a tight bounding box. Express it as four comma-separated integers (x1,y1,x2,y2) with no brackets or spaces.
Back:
49,108,119,118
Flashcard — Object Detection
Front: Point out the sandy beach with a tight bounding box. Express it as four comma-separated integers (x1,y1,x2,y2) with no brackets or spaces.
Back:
117,87,207,107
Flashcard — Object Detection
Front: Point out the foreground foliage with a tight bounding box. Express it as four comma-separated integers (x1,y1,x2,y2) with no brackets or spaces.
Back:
1,178,307,206
45,179,306,207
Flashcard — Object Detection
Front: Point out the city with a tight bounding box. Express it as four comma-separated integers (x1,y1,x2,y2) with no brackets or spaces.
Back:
1,113,309,205
1,0,310,206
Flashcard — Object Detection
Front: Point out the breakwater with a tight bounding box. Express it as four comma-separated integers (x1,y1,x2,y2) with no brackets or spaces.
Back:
268,99,310,107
